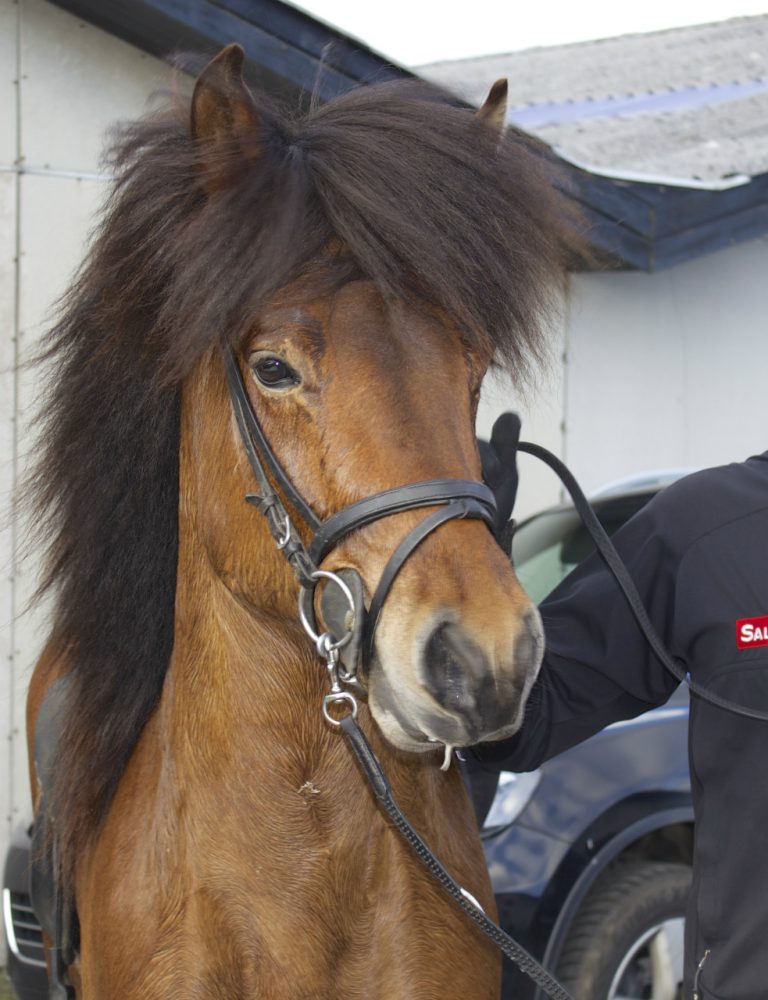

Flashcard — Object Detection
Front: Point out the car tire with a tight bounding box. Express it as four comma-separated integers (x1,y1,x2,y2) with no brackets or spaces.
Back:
555,859,691,1000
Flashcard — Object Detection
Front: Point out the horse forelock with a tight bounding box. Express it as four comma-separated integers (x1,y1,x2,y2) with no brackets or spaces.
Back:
88,76,582,386
25,75,582,899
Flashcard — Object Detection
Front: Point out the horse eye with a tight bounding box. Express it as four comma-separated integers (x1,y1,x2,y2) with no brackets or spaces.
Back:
251,356,299,389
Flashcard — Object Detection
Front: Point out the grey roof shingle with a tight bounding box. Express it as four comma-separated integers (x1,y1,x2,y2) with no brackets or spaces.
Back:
419,16,768,185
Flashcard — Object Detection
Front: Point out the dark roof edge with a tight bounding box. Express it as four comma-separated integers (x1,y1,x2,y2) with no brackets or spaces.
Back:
48,0,414,102
574,167,768,271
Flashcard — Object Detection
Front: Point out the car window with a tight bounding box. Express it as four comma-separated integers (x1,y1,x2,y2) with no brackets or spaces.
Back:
512,494,655,604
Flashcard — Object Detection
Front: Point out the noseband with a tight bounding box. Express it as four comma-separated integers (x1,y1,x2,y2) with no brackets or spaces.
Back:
224,347,498,684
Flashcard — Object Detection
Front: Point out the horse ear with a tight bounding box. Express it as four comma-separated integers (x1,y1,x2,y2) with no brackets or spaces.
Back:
191,44,261,164
476,79,508,135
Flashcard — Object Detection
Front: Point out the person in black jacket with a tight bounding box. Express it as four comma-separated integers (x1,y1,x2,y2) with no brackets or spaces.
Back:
475,443,768,1000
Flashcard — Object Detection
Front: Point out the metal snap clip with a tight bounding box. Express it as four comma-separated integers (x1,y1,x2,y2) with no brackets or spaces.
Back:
322,691,359,727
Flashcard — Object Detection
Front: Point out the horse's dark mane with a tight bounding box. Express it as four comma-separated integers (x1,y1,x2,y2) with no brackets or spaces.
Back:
27,76,582,894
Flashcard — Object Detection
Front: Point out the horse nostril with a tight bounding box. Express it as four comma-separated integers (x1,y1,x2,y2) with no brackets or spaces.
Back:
422,623,489,716
420,613,541,743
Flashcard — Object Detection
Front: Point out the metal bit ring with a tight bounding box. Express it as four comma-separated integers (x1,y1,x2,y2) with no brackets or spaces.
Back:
298,569,355,652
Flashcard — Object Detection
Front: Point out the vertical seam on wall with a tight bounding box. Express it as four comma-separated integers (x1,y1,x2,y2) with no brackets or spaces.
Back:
9,0,23,835
560,281,571,506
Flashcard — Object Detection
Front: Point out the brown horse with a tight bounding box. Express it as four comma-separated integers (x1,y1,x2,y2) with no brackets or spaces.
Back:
25,46,578,999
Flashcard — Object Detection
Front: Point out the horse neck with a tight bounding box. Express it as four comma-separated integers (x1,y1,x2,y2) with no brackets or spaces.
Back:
166,513,476,871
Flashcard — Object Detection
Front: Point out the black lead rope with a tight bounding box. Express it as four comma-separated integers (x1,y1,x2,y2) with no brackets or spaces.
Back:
339,715,575,1000
517,441,768,723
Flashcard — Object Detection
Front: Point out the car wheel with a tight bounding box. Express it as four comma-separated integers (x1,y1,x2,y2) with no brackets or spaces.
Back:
555,860,691,1000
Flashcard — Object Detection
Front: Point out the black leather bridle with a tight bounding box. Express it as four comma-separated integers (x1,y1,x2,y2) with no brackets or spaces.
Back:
224,346,499,680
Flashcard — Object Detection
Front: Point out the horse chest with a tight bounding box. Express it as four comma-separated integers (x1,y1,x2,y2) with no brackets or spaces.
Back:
79,765,499,999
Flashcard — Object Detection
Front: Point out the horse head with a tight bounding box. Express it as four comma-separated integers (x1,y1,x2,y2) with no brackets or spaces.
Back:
183,47,572,754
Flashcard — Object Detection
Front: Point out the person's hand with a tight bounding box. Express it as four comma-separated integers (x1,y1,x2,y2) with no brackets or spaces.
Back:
478,412,521,546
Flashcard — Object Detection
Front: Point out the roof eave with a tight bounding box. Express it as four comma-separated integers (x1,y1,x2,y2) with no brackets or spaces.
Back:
568,164,768,272
47,0,414,102
555,149,753,193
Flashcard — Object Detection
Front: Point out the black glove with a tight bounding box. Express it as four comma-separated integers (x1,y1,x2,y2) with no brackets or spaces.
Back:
478,412,521,549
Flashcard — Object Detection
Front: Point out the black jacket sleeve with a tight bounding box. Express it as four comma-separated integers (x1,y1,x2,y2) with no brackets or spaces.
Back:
473,488,684,773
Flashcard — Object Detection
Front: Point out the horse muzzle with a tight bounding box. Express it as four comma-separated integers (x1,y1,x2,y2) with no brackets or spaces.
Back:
368,606,544,752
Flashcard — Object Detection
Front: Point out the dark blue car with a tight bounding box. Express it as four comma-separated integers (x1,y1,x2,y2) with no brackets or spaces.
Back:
3,479,691,1000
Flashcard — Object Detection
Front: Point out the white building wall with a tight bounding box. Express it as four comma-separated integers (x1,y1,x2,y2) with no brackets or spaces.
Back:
479,237,768,520
0,0,177,902
0,0,19,905
477,319,567,520
565,239,768,495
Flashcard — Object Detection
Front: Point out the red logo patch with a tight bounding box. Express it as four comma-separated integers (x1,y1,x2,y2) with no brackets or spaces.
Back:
736,615,768,649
